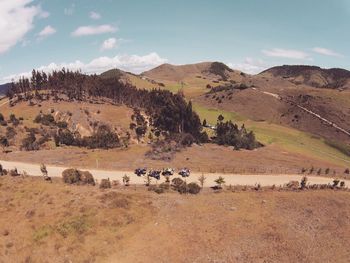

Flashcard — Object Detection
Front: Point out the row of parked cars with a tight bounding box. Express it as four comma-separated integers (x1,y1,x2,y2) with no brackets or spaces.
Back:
134,167,191,180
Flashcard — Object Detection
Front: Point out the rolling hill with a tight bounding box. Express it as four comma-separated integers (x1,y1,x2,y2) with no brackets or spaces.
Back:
260,65,350,90
142,61,245,82
0,83,10,96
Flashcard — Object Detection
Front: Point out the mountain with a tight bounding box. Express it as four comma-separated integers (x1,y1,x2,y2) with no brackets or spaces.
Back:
260,65,350,90
0,83,10,96
141,62,244,82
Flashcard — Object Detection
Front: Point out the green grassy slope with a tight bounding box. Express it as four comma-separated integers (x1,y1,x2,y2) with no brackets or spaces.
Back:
193,103,350,167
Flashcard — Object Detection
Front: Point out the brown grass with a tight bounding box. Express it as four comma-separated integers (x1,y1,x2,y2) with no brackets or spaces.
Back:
0,176,349,262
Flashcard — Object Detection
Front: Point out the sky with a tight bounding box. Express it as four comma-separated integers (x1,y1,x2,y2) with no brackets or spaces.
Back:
1,0,350,84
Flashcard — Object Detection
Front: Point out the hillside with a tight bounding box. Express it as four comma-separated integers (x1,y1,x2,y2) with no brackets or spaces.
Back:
0,83,10,96
142,61,245,82
1,175,350,262
260,65,350,90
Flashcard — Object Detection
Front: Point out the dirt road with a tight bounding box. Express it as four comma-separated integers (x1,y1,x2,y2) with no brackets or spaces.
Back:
1,159,347,187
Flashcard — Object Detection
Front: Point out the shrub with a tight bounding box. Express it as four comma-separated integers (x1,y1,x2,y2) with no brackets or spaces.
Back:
332,179,340,188
0,113,4,122
172,177,184,189
0,136,9,148
177,182,188,194
83,125,120,149
100,179,111,189
187,182,201,194
286,181,299,190
9,114,19,125
62,169,95,186
80,171,95,185
9,168,19,177
6,127,16,140
55,129,76,146
198,174,206,188
345,168,349,175
21,132,39,151
62,169,80,184
214,176,225,189
56,121,68,129
122,175,130,186
34,114,55,126
300,176,308,189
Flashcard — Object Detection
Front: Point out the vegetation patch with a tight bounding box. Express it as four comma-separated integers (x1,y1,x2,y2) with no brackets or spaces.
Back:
62,169,95,185
56,215,91,238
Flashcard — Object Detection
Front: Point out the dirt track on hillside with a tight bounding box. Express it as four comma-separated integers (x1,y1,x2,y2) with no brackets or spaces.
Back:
1,159,347,187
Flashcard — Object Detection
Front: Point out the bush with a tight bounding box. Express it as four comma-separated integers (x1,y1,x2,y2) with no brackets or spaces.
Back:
6,127,16,140
345,168,349,175
21,132,39,151
83,125,120,149
56,121,68,128
187,182,201,194
0,136,9,147
9,114,19,126
55,129,76,146
9,168,19,177
62,169,95,185
100,179,112,189
300,176,308,189
62,169,80,184
99,179,111,189
34,114,55,126
172,177,184,189
80,171,95,185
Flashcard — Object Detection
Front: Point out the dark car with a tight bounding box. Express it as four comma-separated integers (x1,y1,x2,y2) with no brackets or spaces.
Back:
134,168,147,177
179,168,190,177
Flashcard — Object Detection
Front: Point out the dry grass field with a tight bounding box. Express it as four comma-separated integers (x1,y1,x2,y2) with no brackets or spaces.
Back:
0,175,349,263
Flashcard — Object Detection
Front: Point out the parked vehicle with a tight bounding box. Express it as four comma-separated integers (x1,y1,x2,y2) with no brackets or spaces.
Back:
134,168,147,177
179,168,190,177
162,168,174,176
148,169,161,180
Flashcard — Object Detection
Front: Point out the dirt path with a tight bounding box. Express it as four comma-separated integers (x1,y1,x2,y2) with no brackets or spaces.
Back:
255,87,350,137
1,159,348,187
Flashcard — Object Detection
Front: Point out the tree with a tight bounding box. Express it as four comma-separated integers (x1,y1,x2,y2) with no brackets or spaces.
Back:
144,174,152,186
214,176,225,189
40,163,48,177
217,114,224,122
123,174,130,186
202,119,207,127
300,176,308,189
198,174,206,188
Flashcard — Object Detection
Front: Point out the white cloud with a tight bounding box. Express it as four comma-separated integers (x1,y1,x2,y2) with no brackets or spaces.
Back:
90,11,101,20
1,52,168,83
262,48,311,60
312,47,343,57
64,4,75,16
0,0,48,54
38,25,56,39
71,24,117,37
101,38,118,51
228,58,268,74
39,10,50,18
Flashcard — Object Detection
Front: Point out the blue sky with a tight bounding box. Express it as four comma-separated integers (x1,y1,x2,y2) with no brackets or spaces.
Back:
1,0,349,83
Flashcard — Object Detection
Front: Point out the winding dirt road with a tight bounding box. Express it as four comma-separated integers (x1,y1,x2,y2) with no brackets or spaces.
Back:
1,160,348,187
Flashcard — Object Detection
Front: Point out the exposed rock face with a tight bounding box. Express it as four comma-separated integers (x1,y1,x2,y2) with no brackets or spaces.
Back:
53,110,93,137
